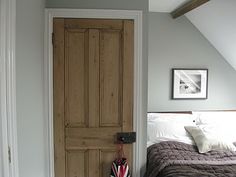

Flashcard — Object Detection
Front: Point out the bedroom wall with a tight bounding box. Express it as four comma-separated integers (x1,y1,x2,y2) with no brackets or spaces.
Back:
16,1,148,177
0,125,2,176
148,12,236,111
16,0,47,177
46,0,146,10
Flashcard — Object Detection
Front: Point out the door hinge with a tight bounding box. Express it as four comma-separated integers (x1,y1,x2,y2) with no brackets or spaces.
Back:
52,33,55,45
8,146,11,163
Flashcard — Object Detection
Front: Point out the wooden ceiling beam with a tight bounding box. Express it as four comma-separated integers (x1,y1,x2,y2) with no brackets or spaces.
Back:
171,0,210,19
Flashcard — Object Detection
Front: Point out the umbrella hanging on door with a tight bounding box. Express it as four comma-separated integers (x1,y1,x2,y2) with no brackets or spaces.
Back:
110,142,131,177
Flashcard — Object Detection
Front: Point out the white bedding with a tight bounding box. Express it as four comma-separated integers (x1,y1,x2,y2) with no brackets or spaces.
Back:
147,112,236,148
147,113,196,147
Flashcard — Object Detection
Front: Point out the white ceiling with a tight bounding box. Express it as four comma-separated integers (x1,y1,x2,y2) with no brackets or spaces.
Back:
186,0,236,70
149,0,236,70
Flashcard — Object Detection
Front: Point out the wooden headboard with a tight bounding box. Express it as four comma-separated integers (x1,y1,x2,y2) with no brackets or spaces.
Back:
148,110,236,114
148,111,192,114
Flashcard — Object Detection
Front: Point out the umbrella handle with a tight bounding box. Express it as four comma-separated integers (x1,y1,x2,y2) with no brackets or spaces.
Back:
117,141,125,159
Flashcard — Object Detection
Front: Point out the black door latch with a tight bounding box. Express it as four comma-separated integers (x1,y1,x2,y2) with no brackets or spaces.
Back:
116,132,136,144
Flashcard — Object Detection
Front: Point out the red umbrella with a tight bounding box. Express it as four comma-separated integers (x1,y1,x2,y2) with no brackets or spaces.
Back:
110,143,131,177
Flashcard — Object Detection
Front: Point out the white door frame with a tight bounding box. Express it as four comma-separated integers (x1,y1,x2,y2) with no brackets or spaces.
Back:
0,0,19,177
44,8,143,177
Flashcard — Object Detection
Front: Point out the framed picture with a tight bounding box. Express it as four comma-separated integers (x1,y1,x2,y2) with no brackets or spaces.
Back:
172,68,208,99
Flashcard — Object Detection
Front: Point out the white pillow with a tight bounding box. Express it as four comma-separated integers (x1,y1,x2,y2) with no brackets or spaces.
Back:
147,113,196,145
148,113,195,122
193,111,236,125
185,125,236,153
193,111,236,142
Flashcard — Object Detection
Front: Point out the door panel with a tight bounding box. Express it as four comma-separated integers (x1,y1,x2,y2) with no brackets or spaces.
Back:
66,127,121,149
100,30,122,127
100,150,117,177
64,19,123,30
66,150,88,177
65,29,89,127
53,18,134,177
88,29,100,128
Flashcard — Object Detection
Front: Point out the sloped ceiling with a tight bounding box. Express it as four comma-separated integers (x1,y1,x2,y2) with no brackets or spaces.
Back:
149,0,236,70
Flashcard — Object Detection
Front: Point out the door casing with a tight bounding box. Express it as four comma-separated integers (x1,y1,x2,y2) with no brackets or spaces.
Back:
44,8,144,177
0,0,19,177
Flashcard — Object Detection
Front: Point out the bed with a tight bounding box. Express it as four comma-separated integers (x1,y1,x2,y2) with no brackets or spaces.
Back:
146,111,236,177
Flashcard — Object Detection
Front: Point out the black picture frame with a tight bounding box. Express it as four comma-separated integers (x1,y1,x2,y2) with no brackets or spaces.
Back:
172,68,208,100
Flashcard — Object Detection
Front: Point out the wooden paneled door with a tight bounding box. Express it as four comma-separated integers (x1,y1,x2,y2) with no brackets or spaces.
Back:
53,18,134,177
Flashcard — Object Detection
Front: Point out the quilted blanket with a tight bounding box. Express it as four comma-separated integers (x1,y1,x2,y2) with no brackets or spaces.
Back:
147,141,236,177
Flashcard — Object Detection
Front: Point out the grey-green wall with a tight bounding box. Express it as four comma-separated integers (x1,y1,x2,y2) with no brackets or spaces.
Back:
148,12,236,111
16,0,45,177
46,0,146,10
16,0,148,177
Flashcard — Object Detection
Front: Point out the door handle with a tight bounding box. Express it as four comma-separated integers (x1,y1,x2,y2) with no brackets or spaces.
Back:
116,132,136,144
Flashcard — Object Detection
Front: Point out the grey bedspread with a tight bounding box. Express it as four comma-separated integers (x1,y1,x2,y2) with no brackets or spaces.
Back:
147,141,236,177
